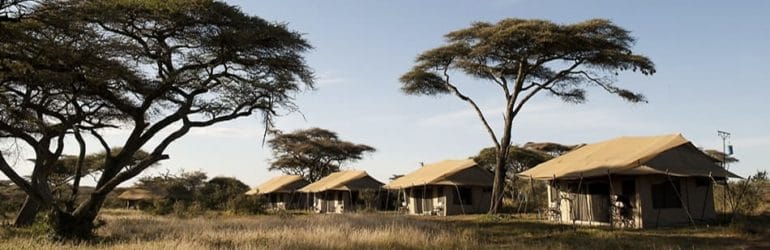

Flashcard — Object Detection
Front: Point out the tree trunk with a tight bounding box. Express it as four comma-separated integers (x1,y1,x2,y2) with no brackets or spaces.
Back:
13,196,40,227
489,151,508,213
50,192,108,240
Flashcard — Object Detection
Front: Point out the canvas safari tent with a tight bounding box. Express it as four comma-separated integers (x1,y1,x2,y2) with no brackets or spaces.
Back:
299,170,384,213
246,175,309,210
117,188,162,209
518,134,740,228
386,159,493,216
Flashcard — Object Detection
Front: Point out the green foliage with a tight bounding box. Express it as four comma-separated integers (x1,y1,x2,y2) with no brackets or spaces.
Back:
401,18,655,103
226,195,266,215
474,146,551,174
149,199,174,215
136,171,262,216
201,177,250,210
268,128,376,182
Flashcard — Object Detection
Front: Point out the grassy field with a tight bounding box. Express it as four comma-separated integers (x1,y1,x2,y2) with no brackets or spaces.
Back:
1,209,768,250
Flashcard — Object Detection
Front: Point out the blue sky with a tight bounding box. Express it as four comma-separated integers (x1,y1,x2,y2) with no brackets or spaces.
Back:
3,0,769,186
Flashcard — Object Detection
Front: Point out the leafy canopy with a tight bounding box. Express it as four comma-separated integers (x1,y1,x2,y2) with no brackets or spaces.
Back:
401,18,655,103
268,128,375,182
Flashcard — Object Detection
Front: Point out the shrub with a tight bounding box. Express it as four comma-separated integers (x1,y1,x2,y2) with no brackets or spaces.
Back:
147,199,174,215
226,195,266,215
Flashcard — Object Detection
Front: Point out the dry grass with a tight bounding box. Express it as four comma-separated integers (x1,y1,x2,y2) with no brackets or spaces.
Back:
0,209,768,249
0,210,477,250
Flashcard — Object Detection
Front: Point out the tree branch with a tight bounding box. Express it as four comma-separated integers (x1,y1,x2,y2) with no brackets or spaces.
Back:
442,67,501,149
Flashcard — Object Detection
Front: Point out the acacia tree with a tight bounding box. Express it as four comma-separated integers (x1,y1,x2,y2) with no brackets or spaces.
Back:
400,19,655,213
0,0,313,239
268,128,375,182
1,1,125,226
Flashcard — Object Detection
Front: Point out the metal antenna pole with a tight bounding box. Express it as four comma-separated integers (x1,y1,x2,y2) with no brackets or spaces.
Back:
717,130,731,170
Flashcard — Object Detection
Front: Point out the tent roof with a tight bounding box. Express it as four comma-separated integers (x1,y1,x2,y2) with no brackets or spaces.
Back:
117,188,162,201
298,170,383,193
385,159,489,189
518,134,741,180
245,175,307,195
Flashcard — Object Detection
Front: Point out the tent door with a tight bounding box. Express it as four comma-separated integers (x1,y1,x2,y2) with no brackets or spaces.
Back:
413,189,423,214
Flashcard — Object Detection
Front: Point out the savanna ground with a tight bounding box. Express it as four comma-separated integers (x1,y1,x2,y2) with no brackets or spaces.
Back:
1,208,768,250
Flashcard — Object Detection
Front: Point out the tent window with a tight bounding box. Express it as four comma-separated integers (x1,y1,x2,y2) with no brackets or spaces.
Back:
651,181,682,209
586,182,609,195
269,193,277,203
453,187,472,205
695,177,710,187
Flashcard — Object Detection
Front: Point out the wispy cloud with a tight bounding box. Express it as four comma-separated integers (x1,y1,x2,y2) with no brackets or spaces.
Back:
315,72,348,87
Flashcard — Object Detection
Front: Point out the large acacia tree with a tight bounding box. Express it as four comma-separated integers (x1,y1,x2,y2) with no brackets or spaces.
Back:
268,128,375,182
400,19,655,213
0,0,313,239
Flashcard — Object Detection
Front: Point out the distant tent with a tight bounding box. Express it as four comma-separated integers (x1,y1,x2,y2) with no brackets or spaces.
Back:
386,159,493,216
117,188,162,209
299,170,384,213
519,134,740,228
246,175,309,210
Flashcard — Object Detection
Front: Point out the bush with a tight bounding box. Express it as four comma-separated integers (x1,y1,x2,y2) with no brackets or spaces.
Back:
226,195,265,215
147,199,174,215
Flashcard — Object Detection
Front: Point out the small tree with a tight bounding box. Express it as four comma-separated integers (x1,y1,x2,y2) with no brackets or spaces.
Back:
268,128,375,182
201,176,250,210
400,19,655,213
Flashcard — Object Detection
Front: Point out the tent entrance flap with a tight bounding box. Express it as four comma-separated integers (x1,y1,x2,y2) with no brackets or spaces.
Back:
569,181,611,223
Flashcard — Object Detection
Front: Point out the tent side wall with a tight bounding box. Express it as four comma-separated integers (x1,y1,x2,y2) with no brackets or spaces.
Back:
404,185,447,216
444,186,491,215
402,185,491,216
637,175,716,228
311,190,352,213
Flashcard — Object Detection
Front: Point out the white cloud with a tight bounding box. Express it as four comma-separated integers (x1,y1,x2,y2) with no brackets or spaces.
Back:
315,72,348,87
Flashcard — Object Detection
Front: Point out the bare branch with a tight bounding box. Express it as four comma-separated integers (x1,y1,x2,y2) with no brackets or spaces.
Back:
442,67,501,149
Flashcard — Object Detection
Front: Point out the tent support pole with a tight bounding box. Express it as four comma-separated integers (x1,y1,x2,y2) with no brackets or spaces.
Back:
666,170,696,228
524,176,535,212
700,172,712,222
453,184,466,215
423,182,428,215
574,173,584,227
607,170,615,229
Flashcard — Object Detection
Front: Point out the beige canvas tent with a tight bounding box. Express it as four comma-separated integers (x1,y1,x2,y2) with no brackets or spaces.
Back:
386,159,493,216
299,170,384,213
117,188,162,209
518,134,740,228
246,175,309,210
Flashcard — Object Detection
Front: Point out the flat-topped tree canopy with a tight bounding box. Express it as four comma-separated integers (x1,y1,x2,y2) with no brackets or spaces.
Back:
298,170,383,193
518,134,741,180
385,159,493,189
245,175,308,195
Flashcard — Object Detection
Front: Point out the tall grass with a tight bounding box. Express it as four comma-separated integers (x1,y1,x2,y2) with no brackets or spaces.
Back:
1,208,768,249
0,210,477,249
